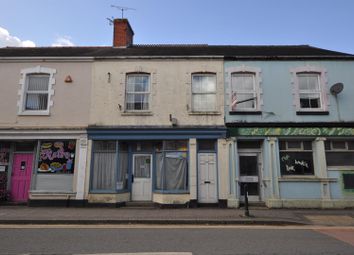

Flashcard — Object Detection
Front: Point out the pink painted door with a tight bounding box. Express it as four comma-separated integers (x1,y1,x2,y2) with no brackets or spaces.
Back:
10,153,33,202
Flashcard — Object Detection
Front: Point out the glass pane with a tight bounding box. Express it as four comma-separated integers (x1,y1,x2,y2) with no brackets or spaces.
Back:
332,141,347,150
198,140,216,151
27,74,49,91
192,94,216,111
287,141,302,149
94,141,116,152
25,94,48,110
126,93,149,110
239,156,258,176
92,152,116,190
164,140,188,151
134,156,151,178
348,141,354,150
280,152,314,175
298,73,319,90
127,75,149,92
37,141,76,174
117,152,128,190
343,174,354,189
231,73,254,91
300,93,320,108
326,152,354,166
192,75,216,93
240,183,259,196
233,93,256,109
303,141,312,150
238,141,261,149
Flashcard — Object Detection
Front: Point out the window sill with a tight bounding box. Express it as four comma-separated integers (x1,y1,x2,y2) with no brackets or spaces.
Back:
18,111,50,116
188,111,221,116
296,111,329,115
279,176,337,182
121,111,153,116
153,190,189,194
229,111,262,115
328,167,354,171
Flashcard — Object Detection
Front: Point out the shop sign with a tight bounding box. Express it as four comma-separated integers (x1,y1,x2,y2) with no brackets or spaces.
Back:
231,127,354,137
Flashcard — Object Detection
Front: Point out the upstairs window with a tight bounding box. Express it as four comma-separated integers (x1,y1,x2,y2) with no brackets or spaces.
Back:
125,73,150,111
18,66,56,115
297,72,322,109
191,73,217,112
291,66,328,113
25,74,50,111
231,72,258,111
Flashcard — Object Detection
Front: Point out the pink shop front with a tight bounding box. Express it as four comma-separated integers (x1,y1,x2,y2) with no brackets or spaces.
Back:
0,132,87,206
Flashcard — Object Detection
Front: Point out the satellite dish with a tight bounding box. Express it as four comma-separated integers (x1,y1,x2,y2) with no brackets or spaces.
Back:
330,83,344,95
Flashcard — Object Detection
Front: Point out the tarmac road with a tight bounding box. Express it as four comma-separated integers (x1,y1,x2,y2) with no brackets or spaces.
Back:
0,225,353,255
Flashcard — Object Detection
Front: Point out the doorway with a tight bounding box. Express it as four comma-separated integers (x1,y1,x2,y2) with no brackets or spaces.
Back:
238,152,262,202
131,154,152,201
10,153,33,202
198,153,217,203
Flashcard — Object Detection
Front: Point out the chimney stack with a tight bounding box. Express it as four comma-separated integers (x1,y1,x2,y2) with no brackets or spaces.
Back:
113,19,134,47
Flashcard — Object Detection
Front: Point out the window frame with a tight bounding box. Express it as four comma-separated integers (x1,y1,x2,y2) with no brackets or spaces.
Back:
290,66,328,113
191,73,217,113
325,140,354,168
226,66,262,113
124,73,151,112
18,66,56,116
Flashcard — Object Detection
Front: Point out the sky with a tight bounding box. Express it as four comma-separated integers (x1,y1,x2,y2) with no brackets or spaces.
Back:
1,0,354,54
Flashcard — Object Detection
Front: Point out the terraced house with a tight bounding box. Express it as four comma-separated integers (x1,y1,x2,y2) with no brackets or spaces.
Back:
1,19,354,208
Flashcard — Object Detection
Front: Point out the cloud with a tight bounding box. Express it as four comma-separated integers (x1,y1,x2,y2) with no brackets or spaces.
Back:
0,27,36,47
51,36,75,47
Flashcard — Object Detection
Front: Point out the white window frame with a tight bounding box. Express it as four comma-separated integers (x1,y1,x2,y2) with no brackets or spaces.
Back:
18,66,56,116
124,73,151,112
290,66,328,112
226,66,262,112
191,73,217,112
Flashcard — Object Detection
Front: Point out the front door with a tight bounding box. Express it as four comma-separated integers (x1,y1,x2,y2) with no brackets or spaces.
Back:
198,153,217,203
10,153,33,202
132,154,152,201
239,153,261,202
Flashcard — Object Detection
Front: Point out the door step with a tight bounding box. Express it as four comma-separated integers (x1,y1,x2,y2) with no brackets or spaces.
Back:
125,201,156,208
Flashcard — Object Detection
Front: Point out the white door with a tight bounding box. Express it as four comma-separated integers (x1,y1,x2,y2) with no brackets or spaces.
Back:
132,154,152,201
198,153,218,203
239,152,262,202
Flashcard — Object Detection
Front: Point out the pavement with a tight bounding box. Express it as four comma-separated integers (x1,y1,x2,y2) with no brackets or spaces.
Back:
1,206,354,226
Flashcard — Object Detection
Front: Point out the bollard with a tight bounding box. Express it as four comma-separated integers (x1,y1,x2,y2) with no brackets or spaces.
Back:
244,183,250,217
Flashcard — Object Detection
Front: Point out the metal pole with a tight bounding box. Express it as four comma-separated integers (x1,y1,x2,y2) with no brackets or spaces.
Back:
244,184,250,217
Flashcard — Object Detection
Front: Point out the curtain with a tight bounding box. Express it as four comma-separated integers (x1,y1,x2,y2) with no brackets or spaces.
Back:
92,152,116,190
117,152,128,190
155,152,187,191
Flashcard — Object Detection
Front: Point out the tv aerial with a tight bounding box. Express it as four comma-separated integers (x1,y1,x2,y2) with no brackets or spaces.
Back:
111,5,136,19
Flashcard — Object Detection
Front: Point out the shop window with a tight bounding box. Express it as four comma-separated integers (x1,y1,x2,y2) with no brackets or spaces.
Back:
37,141,76,174
191,73,217,112
125,73,150,111
155,140,188,192
279,140,314,175
18,66,56,115
91,141,128,192
325,140,354,167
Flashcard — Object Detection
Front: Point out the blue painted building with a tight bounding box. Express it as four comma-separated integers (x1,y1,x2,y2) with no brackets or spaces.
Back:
224,48,354,208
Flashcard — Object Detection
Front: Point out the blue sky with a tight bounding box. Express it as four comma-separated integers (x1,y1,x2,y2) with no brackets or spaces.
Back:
1,0,354,54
